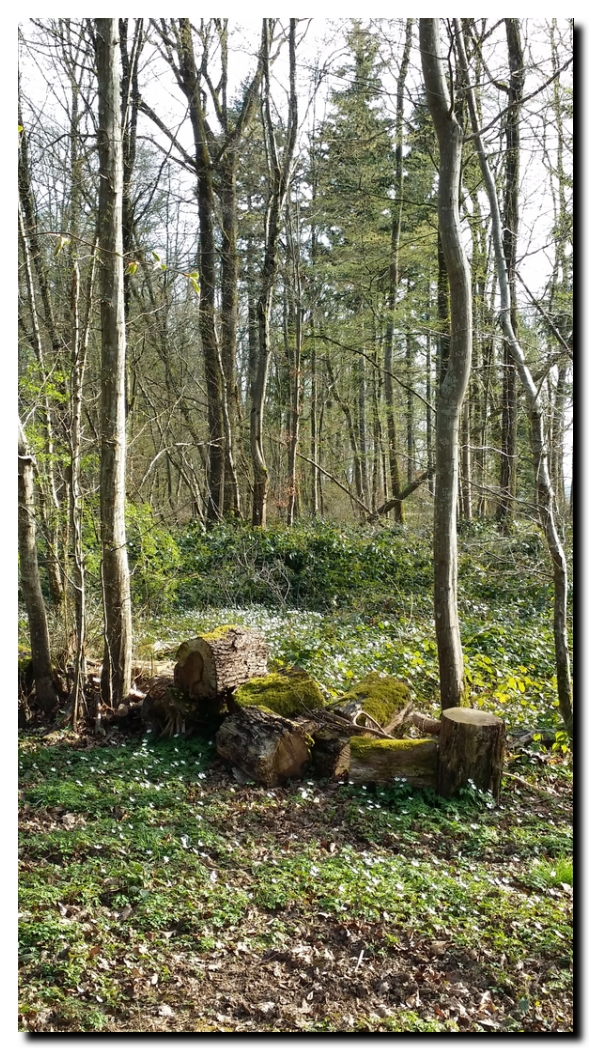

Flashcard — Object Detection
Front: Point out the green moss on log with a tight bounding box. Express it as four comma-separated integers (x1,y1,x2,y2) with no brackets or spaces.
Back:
350,735,431,754
234,669,324,718
343,672,410,727
200,624,239,643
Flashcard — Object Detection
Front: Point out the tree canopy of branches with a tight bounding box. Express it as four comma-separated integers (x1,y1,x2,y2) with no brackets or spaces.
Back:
18,18,573,735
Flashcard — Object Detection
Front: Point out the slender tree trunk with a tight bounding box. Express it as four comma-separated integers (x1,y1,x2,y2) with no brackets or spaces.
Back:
18,421,58,714
325,357,364,512
426,316,434,496
456,20,572,739
383,19,412,523
96,18,133,706
17,182,63,606
496,19,524,531
357,346,369,506
251,19,297,526
405,329,414,485
285,204,303,526
420,19,472,710
219,154,242,518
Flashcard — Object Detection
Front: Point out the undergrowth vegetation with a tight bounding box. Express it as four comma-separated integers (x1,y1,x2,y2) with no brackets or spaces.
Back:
19,519,573,1032
129,518,571,737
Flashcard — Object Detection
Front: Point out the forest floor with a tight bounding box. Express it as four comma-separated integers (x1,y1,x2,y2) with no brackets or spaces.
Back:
18,722,572,1034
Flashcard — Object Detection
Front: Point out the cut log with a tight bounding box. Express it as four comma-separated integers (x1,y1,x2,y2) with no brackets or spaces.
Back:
348,737,438,789
216,706,311,787
437,707,506,802
174,626,268,705
233,667,324,718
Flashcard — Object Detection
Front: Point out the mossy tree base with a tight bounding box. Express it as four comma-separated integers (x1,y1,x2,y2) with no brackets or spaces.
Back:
437,707,506,802
348,736,438,789
216,706,311,787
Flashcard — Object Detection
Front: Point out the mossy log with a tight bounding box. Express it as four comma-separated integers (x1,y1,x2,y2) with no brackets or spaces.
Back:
233,667,324,718
348,736,438,788
174,626,268,705
335,673,412,734
216,706,311,787
437,707,506,802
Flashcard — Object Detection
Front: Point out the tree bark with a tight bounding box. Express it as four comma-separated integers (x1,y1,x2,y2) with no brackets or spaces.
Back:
96,18,133,706
18,421,58,713
420,19,472,709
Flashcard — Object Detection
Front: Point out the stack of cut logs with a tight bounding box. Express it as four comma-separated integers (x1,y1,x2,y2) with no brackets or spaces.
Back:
140,625,505,800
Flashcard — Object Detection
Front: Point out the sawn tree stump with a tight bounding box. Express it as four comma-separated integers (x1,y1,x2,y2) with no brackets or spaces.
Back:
437,707,506,802
216,706,311,787
174,626,268,704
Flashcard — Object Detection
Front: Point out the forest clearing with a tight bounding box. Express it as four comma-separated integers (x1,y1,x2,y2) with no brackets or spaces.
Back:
18,18,573,1035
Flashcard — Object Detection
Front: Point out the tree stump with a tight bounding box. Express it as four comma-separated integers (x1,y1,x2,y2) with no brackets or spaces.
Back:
437,707,506,801
216,706,311,787
348,737,438,788
174,626,268,704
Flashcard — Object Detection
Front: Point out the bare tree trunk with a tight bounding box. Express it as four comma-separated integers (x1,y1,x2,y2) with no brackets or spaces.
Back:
384,19,412,524
251,19,298,526
461,399,472,520
456,20,572,739
420,19,472,710
17,185,63,606
496,19,524,531
18,421,58,714
96,18,133,706
357,347,369,506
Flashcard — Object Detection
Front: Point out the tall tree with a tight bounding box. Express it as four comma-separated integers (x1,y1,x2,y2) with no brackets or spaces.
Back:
420,18,472,709
496,18,525,530
384,19,412,523
455,18,572,739
250,18,298,526
95,18,133,705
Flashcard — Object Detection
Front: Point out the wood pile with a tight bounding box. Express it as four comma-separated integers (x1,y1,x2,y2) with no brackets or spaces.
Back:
139,624,506,798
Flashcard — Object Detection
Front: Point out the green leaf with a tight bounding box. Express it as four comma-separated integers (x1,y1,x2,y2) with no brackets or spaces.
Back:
125,261,138,276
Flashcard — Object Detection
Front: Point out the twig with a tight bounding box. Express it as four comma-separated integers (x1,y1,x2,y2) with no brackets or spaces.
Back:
503,772,559,799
